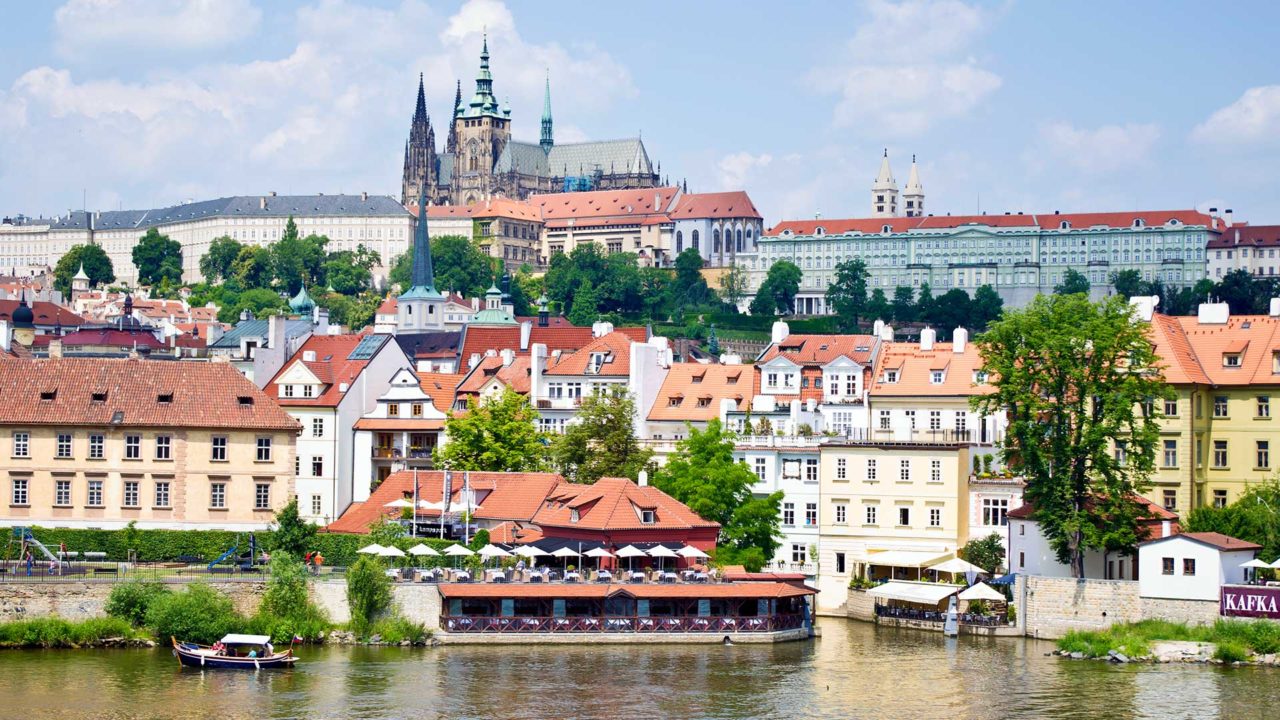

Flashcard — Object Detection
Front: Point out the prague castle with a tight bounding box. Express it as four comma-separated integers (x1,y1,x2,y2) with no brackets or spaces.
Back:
401,36,662,207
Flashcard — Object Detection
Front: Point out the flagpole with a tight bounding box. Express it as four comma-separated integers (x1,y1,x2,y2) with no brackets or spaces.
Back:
463,471,472,545
411,469,418,538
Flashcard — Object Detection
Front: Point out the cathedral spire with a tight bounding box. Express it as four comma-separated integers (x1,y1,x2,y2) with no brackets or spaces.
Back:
903,154,924,217
540,70,554,152
402,191,442,299
415,72,427,121
871,148,899,219
447,80,461,153
463,32,500,117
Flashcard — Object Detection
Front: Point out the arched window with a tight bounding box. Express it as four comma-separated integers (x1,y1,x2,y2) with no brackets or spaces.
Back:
1059,221,1070,229
692,229,699,252
1133,218,1145,228
882,224,892,233
713,229,721,253
675,230,683,254
736,229,744,252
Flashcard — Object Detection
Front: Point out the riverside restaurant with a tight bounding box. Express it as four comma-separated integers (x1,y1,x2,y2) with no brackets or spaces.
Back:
437,582,815,641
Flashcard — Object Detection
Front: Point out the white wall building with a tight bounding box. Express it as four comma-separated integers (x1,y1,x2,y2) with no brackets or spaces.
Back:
1007,498,1178,581
1138,532,1260,601
735,437,824,574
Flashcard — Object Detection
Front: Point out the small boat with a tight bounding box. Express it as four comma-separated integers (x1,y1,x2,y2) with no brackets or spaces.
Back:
172,634,297,669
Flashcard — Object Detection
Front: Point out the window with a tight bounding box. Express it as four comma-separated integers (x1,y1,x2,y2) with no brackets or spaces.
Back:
1213,489,1228,508
154,481,170,508
1214,396,1228,417
955,412,967,434
836,458,848,480
212,436,227,461
930,370,944,384
256,437,272,462
835,503,847,524
836,552,846,575
866,458,877,481
11,478,28,505
1162,557,1174,575
753,458,767,481
805,503,817,527
1164,398,1178,417
210,483,226,509
1183,558,1196,576
929,508,941,527
879,410,890,430
782,502,795,526
302,385,314,398
930,460,941,483
89,434,104,459
12,432,29,458
791,544,807,564
1213,440,1228,468
905,410,916,430
54,480,71,506
87,480,103,507
1224,353,1242,368
255,483,271,510
1163,440,1178,468
1018,551,1025,569
1258,441,1271,469
1163,489,1177,511
311,495,322,516
1258,396,1271,418
412,403,424,417
123,481,139,508
56,433,72,458
805,458,819,482
929,411,941,431
283,384,294,398
865,505,878,525
1114,442,1128,467
125,434,141,460
312,418,325,437
982,498,1009,526
898,506,911,527
899,459,910,482
387,403,400,417
884,369,899,383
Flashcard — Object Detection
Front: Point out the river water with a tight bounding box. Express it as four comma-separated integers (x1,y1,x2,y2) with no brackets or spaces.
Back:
1,618,1277,720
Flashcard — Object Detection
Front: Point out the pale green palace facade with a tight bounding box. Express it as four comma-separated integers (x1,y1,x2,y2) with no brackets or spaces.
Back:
739,210,1220,314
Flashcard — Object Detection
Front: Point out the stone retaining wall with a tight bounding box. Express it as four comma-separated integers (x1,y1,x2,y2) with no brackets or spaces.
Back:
845,588,876,622
1018,575,1221,639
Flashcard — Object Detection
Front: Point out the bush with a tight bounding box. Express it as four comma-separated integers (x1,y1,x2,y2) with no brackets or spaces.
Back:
1213,641,1250,663
347,556,391,635
252,552,331,643
272,499,317,558
146,584,242,644
0,617,138,648
369,615,428,644
105,580,171,626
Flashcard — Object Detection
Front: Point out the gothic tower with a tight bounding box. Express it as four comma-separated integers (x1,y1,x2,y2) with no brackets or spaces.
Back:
871,149,898,218
401,73,438,206
446,80,461,154
397,191,446,332
540,72,554,152
903,155,925,218
451,34,512,205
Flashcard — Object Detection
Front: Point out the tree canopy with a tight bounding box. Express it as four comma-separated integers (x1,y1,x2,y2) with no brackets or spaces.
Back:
1186,478,1280,563
434,388,548,472
271,226,328,294
959,532,1007,573
232,246,275,290
972,294,1168,577
551,385,652,483
53,244,114,296
826,259,869,331
751,260,802,316
1054,268,1091,296
132,228,183,287
199,236,243,283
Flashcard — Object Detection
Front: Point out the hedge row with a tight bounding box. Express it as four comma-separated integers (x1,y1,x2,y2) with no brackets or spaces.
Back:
11,527,460,568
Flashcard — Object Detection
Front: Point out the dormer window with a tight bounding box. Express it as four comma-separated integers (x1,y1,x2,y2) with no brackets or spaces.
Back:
1059,221,1070,230
691,373,704,384
1224,353,1242,368
157,393,173,404
91,391,108,403
587,352,610,375
282,385,294,398
882,224,892,233
727,373,740,385
302,385,314,398
39,390,56,401
1133,218,1145,228
412,403,424,417
668,396,682,407
974,371,989,384
930,370,945,384
884,370,899,384
237,396,254,406
641,510,656,524
1273,351,1280,374
570,509,579,523
697,397,712,408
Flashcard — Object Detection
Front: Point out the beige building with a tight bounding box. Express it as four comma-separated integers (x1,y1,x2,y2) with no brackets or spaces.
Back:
0,357,299,530
816,442,972,611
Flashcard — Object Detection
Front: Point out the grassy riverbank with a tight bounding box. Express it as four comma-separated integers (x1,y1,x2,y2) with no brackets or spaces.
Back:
1058,619,1280,662
0,617,150,649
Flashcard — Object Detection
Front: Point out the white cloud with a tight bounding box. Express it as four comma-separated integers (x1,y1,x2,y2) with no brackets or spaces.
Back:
54,0,261,56
1192,85,1280,146
716,152,772,190
1033,122,1161,174
818,0,1001,134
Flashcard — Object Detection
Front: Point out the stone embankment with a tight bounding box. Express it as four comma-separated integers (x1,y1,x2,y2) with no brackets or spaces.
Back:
1048,642,1280,666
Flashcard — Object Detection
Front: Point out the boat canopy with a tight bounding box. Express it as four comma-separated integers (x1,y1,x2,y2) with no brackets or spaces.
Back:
220,634,272,645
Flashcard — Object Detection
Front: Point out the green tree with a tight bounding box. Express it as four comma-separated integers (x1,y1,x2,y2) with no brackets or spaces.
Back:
323,253,372,295
321,292,380,330
1109,269,1147,299
105,580,171,626
971,284,1005,330
434,388,549,472
653,419,782,559
761,260,801,315
567,279,600,326
1054,268,1091,296
352,244,381,271
749,281,776,316
433,234,495,296
672,247,713,307
217,287,288,324
145,584,239,644
972,294,1168,577
866,288,890,324
826,259,869,331
1186,477,1280,562
1215,269,1264,314
232,246,275,289
131,228,183,287
931,288,973,334
916,282,934,325
260,552,309,619
53,244,114,295
959,533,1007,573
551,385,652,483
639,267,674,320
346,556,391,635
891,285,915,324
272,230,329,294
200,236,243,283
271,498,316,557
368,517,407,548
719,263,750,309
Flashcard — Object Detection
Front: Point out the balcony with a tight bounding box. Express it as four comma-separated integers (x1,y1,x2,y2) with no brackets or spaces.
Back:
834,428,1003,447
372,446,436,460
734,435,824,449
536,396,583,410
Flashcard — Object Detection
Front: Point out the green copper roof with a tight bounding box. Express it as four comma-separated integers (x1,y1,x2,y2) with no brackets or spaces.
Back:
399,191,444,301
457,34,509,120
469,308,518,326
289,286,315,313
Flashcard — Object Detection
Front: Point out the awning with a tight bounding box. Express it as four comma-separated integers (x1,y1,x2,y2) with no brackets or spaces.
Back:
866,581,961,605
928,558,988,575
220,634,272,645
988,573,1017,585
865,550,952,569
957,583,1006,602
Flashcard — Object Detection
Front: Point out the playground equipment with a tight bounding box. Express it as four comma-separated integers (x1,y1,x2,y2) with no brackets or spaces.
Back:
208,534,257,571
9,527,63,565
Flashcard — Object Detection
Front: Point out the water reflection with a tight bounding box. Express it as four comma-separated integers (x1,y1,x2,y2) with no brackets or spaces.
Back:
1,620,1278,719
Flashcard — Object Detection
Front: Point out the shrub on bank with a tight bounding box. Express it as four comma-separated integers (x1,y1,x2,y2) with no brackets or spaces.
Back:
105,580,172,626
368,616,428,644
0,617,139,649
250,552,331,643
145,584,240,644
1057,619,1280,660
347,556,392,636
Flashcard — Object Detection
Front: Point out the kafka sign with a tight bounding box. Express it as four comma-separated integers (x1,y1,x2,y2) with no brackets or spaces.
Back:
1221,585,1280,619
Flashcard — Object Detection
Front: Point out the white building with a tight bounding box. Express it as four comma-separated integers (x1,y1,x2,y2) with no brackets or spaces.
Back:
1206,223,1278,279
735,436,824,574
1007,497,1178,581
669,191,764,267
353,367,459,485
1138,532,1260,601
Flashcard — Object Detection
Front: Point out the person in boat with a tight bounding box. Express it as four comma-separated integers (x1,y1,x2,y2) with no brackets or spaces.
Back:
211,641,226,655
265,640,274,656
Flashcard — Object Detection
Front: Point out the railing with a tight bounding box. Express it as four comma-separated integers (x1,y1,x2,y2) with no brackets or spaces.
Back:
875,604,1007,627
734,435,824,448
536,397,583,410
372,447,435,459
834,428,1004,446
0,559,326,583
441,614,807,634
765,561,817,575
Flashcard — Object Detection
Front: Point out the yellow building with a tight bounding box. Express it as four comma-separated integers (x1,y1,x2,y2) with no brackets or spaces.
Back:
815,441,971,612
0,357,299,530
1147,304,1280,513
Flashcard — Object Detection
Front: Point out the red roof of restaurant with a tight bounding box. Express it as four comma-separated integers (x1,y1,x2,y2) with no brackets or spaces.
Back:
533,477,720,533
436,582,813,599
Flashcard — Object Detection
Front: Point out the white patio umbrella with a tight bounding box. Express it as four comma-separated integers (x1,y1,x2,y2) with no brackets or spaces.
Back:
1241,558,1271,583
383,499,414,508
957,582,1006,603
676,546,710,559
1269,557,1280,569
377,545,406,558
416,500,446,511
477,544,512,568
443,543,474,569
408,543,440,556
616,544,647,572
357,543,386,555
551,546,580,573
647,545,678,572
584,546,614,573
515,545,548,563
928,557,989,575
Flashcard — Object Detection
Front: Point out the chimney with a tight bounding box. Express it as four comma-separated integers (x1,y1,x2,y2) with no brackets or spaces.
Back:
919,327,936,351
1224,209,1234,227
260,197,267,210
50,338,64,358
531,343,546,399
952,328,968,353
268,313,285,350
873,319,884,338
638,470,648,487
591,321,614,338
1270,298,1280,317
314,308,330,333
1197,302,1230,325
721,353,741,365
0,320,9,353
270,190,277,196
771,321,790,344
500,348,515,366
519,320,532,350
361,191,368,201
1129,295,1160,322
485,349,497,357
468,353,481,369
880,324,894,342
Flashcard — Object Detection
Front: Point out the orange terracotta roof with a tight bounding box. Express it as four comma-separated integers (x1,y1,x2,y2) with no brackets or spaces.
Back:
759,334,877,367
766,210,1215,237
1156,531,1261,552
1009,494,1178,522
532,477,720,533
767,217,920,236
1149,313,1280,386
376,296,397,315
869,340,991,397
415,197,543,223
0,300,86,326
531,187,680,223
457,355,532,395
670,191,761,220
352,417,445,431
268,334,390,408
414,371,465,411
0,357,299,431
545,331,637,376
649,363,748,421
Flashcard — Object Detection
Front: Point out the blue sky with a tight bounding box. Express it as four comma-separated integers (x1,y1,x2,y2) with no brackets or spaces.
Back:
2,0,1279,226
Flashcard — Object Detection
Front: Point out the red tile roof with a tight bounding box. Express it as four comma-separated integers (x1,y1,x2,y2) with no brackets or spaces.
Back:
1008,494,1178,522
759,334,877,367
648,363,748,421
532,477,720,533
376,296,397,315
544,331,637,376
531,187,680,224
869,341,992,397
0,357,299,431
351,417,445,431
458,324,647,366
0,300,86,327
1145,531,1261,552
671,191,761,220
415,197,543,223
1207,225,1280,249
56,328,165,349
457,355,532,395
268,334,389,408
765,210,1216,237
1149,313,1280,386
415,371,465,411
